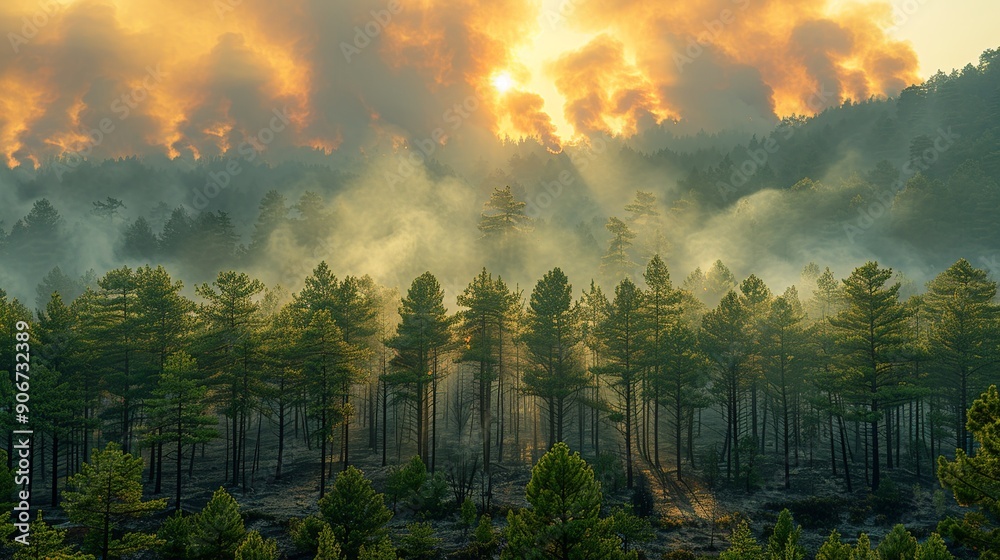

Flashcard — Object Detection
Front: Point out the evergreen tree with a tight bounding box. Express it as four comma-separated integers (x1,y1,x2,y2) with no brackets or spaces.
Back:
701,291,751,482
876,525,917,560
12,511,94,560
316,524,343,560
937,385,1000,556
62,442,167,559
767,509,805,560
816,530,852,560
762,296,807,489
249,189,289,255
915,533,954,560
399,522,441,560
721,521,764,560
925,259,999,455
314,466,393,560
478,185,533,240
596,278,645,488
197,270,266,490
830,262,908,491
144,351,217,512
601,217,637,282
120,216,158,259
389,272,452,466
235,530,280,560
457,268,517,507
189,487,247,559
522,267,587,448
503,442,633,560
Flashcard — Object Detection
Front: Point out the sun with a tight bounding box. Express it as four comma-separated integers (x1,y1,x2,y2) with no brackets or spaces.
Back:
492,72,515,94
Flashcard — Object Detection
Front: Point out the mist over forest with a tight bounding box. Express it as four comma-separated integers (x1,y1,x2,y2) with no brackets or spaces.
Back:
2,48,999,311
1,0,1000,558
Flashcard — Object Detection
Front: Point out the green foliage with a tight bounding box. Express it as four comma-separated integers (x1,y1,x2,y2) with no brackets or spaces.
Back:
290,514,330,552
460,497,478,532
593,450,627,493
62,442,167,559
317,466,394,559
876,525,917,560
188,487,247,559
387,455,428,511
767,509,804,560
470,514,499,559
607,504,654,552
316,524,344,560
156,511,191,558
915,533,954,560
12,511,95,560
399,522,441,560
721,520,764,560
852,534,880,560
522,267,588,448
937,385,1000,556
502,442,634,559
359,537,399,560
234,530,280,560
816,530,852,560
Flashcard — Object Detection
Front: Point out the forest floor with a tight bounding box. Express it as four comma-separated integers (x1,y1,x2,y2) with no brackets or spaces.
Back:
29,419,971,559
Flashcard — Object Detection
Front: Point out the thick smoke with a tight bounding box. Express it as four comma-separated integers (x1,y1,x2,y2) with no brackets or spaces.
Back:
0,0,919,164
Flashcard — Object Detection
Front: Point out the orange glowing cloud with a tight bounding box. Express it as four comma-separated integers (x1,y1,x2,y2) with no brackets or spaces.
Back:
0,0,922,165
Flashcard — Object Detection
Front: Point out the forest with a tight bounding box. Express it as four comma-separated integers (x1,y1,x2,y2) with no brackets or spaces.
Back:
0,34,998,560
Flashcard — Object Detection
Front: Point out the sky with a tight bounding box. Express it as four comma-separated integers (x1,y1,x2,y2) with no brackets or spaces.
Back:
0,0,995,165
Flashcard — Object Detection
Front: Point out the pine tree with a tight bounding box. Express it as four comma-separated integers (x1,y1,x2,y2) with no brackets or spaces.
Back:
522,268,587,448
762,296,807,489
189,487,247,559
144,351,217,512
876,525,917,560
197,271,266,491
721,520,764,560
297,309,355,497
235,530,280,560
925,259,999,455
359,538,399,560
389,272,452,466
12,511,94,560
937,384,1000,555
915,533,954,560
399,522,441,559
62,442,167,559
830,262,909,491
316,466,393,560
701,291,751,482
316,524,344,560
767,509,805,560
596,278,645,488
457,268,517,507
601,217,637,282
816,530,852,560
503,442,632,560
478,186,533,239
852,534,880,560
